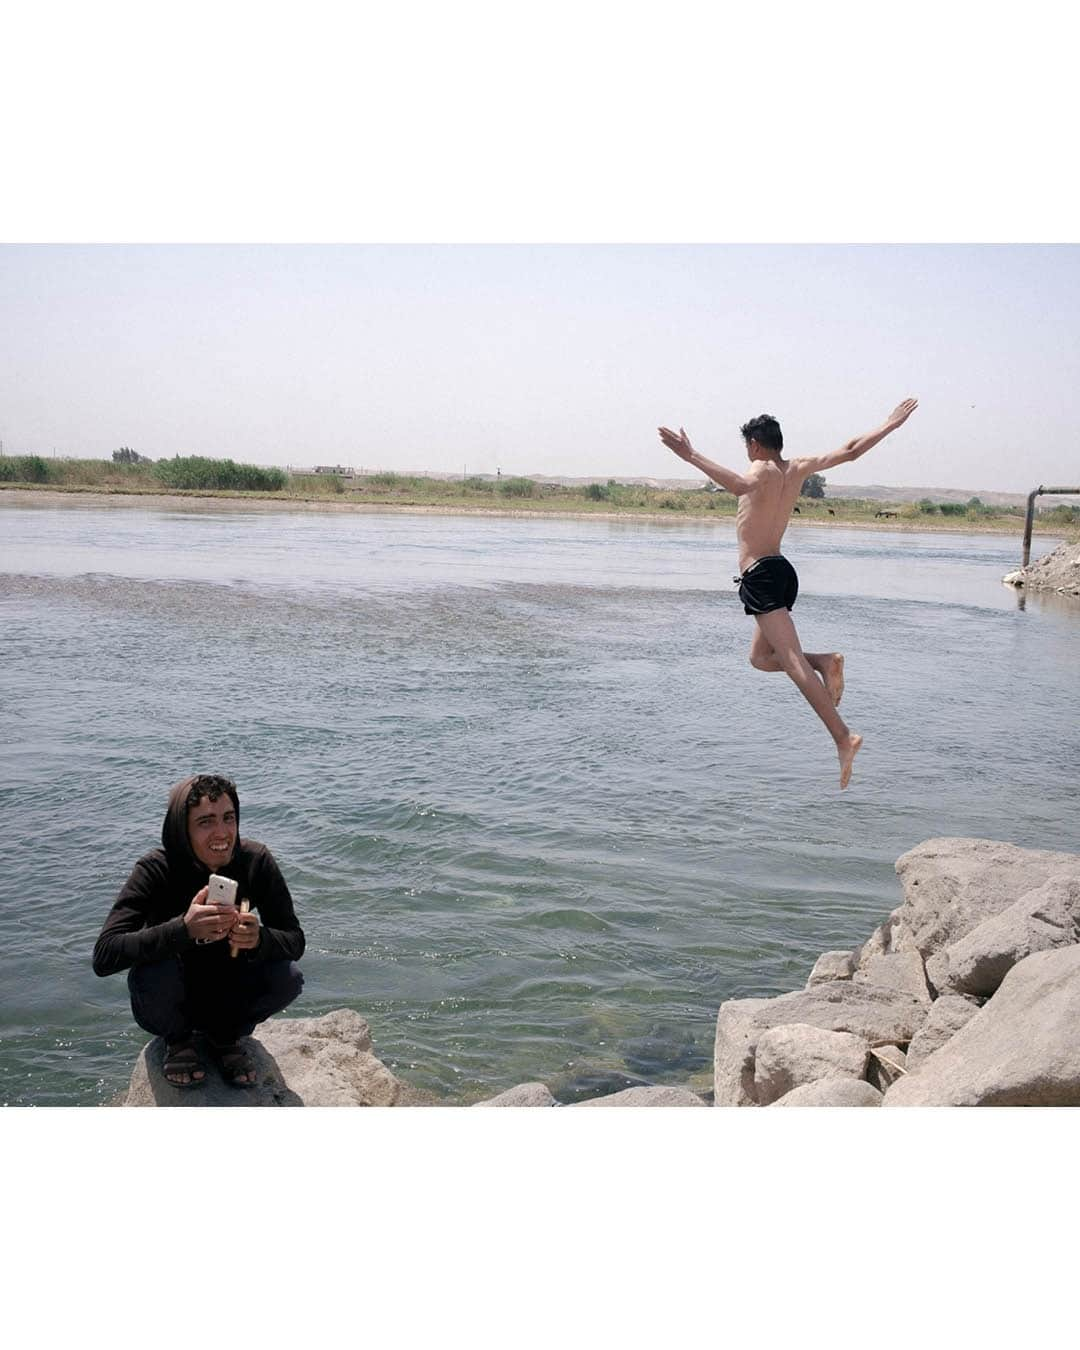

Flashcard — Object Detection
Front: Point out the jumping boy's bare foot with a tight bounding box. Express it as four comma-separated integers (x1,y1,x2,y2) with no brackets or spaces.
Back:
824,654,845,706
838,732,863,789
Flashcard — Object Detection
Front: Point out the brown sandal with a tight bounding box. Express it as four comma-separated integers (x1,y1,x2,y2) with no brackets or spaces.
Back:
163,1038,206,1088
212,1041,257,1088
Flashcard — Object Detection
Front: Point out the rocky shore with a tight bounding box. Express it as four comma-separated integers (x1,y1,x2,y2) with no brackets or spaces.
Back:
121,836,1080,1107
1003,539,1080,596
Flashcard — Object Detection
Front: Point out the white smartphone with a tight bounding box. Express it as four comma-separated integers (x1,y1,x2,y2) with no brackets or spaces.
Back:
207,874,239,907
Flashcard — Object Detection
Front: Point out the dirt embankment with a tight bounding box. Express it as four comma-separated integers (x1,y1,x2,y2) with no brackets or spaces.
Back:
1007,540,1080,595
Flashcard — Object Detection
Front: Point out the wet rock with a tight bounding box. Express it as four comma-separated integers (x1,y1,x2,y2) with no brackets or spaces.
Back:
553,1070,652,1105
472,1083,556,1108
571,1086,707,1108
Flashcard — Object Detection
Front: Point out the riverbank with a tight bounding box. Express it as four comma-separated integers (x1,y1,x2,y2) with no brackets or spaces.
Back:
1,483,1069,539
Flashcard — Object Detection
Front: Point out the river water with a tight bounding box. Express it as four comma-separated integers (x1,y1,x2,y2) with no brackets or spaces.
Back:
1,499,1077,1105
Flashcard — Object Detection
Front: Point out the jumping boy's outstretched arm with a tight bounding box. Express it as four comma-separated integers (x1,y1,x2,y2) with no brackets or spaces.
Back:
795,398,919,476
658,426,754,495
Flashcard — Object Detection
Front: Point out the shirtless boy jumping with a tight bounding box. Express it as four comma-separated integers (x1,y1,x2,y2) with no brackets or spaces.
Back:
658,399,918,789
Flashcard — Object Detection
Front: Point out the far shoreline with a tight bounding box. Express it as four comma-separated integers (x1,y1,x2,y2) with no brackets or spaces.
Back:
0,484,1065,542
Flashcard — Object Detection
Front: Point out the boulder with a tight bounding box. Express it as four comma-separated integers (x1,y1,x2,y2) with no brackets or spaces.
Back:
892,837,1080,959
472,1082,556,1108
571,1086,707,1108
806,951,855,987
123,1009,409,1107
866,1045,907,1092
853,909,901,968
932,878,1080,998
769,1078,883,1107
752,1024,870,1105
852,951,932,1004
884,946,1080,1106
904,995,981,1071
714,982,927,1106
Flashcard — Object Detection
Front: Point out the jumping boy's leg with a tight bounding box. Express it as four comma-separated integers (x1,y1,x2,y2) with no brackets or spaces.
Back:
749,629,845,706
753,609,862,788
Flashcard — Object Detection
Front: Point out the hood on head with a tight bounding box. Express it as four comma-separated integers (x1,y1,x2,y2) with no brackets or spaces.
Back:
162,774,240,876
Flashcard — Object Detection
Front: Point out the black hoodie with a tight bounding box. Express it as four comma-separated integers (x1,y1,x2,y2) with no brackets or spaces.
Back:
92,777,305,977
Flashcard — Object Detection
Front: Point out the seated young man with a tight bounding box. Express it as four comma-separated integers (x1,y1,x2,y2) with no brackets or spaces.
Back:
93,773,305,1088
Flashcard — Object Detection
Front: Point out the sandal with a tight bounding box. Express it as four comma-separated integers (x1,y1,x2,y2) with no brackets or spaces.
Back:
163,1038,206,1088
211,1040,257,1088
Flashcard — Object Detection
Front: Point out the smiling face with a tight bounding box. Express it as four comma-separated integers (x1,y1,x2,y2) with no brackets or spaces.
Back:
186,793,238,869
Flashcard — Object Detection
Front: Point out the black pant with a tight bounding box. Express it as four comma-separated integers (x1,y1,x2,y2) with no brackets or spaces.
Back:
128,956,304,1044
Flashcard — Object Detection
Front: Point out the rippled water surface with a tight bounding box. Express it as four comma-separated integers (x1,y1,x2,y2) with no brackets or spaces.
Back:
2,499,1077,1105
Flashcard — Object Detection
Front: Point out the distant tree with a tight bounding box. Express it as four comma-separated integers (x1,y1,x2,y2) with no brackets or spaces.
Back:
801,472,825,499
113,446,151,464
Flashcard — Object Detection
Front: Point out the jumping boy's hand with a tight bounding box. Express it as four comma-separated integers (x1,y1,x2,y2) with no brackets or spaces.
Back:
658,426,696,460
887,398,918,429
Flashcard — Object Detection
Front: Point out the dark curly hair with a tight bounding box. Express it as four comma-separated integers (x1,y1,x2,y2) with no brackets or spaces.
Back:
740,414,783,453
184,774,239,816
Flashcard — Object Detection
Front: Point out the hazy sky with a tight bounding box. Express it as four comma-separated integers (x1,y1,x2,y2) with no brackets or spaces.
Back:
3,243,1078,494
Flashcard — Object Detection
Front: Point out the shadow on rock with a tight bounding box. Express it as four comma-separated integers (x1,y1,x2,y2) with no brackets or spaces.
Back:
134,1036,304,1107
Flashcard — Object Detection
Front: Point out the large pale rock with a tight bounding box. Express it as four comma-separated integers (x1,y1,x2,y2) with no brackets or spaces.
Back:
769,1078,883,1107
123,1009,409,1107
884,946,1080,1106
933,878,1080,997
853,909,901,968
867,1045,907,1092
904,995,981,1070
852,951,932,1004
892,837,1080,958
571,1086,707,1108
472,1083,556,1108
806,951,855,987
753,1024,870,1105
714,982,926,1107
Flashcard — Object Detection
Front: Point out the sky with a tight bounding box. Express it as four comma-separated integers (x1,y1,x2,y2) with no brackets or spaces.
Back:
3,243,1079,495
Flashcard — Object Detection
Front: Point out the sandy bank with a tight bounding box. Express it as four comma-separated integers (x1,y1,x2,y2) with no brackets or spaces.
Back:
0,484,1056,538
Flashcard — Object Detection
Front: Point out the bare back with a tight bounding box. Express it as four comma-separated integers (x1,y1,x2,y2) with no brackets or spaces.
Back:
735,458,809,571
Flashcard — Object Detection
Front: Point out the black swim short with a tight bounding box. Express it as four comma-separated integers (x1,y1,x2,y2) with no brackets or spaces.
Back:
734,554,799,616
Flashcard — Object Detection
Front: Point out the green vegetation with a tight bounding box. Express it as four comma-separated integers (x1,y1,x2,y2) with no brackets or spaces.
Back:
801,472,826,499
1,454,1076,537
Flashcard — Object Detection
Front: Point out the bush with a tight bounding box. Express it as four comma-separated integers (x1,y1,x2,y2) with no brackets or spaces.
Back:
151,456,286,491
584,482,610,501
499,476,539,498
658,493,687,510
0,454,52,483
290,473,345,495
938,502,966,516
366,471,401,488
917,498,938,514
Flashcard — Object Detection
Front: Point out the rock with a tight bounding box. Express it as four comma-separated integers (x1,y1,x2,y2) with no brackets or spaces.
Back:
884,947,1080,1106
933,878,1080,997
472,1082,556,1108
752,1024,870,1105
714,982,927,1107
769,1078,883,1107
571,1086,707,1108
892,837,1080,958
866,1045,907,1092
904,995,981,1071
1002,570,1024,587
806,951,855,987
123,1009,409,1107
853,909,901,968
852,951,933,1003
1012,540,1080,596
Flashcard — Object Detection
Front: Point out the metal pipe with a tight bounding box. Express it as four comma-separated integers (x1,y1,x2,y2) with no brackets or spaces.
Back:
1021,485,1080,569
